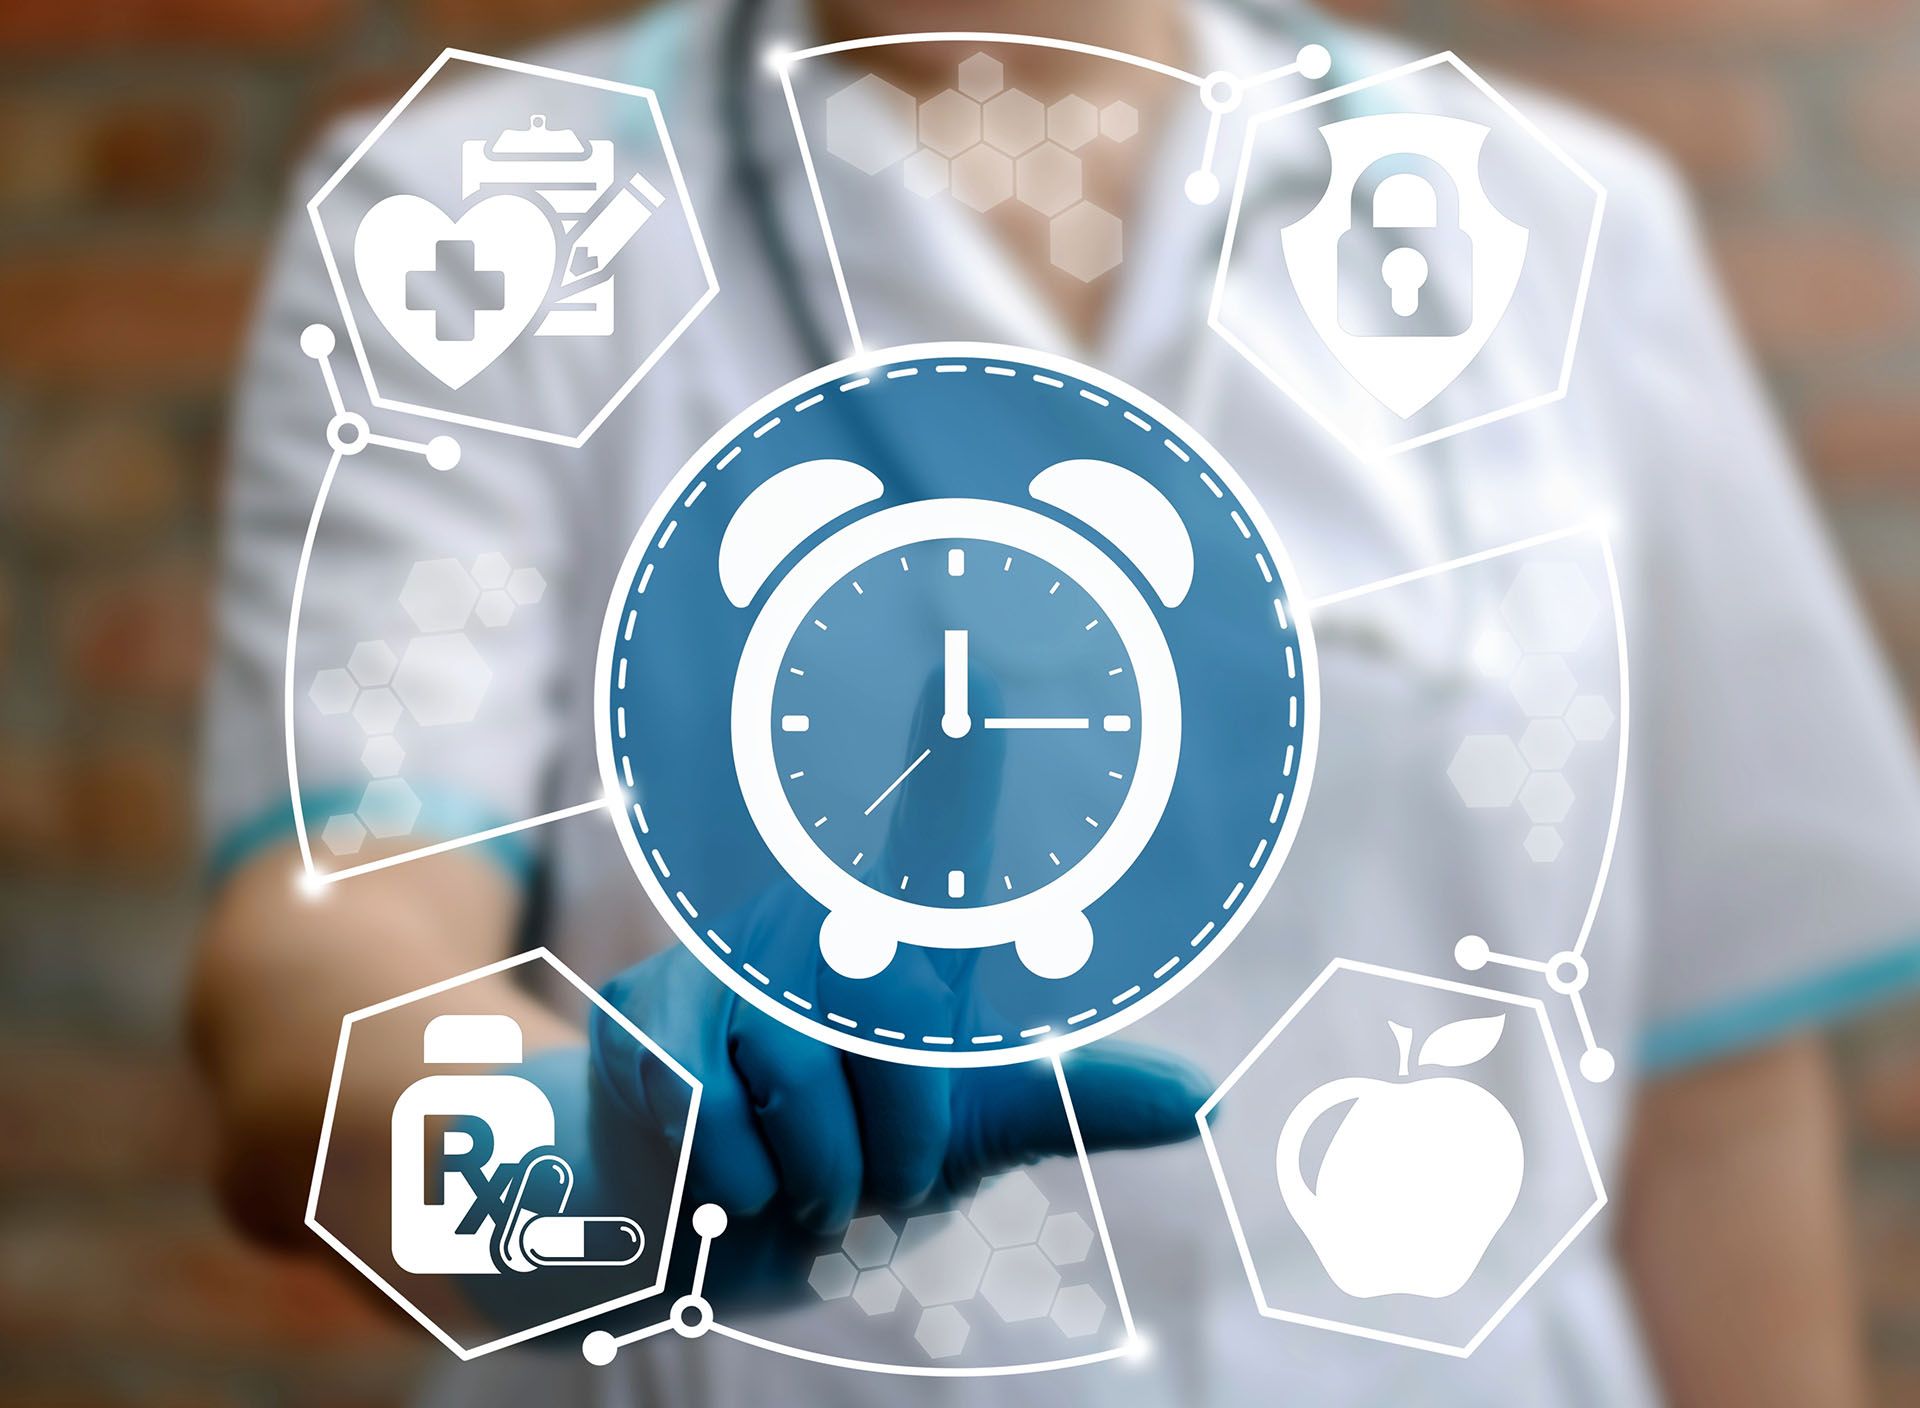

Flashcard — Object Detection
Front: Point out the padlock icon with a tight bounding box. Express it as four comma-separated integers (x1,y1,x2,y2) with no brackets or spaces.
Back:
1336,155,1474,339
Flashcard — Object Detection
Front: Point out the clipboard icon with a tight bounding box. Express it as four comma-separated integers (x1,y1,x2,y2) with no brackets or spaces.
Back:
462,114,613,227
459,115,666,337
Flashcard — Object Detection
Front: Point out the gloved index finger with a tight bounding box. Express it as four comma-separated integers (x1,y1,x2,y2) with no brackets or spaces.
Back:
822,943,956,1210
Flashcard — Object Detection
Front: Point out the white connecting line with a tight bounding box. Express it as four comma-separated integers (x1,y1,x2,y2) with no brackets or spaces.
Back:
285,325,608,892
1303,519,1630,1084
769,31,1330,356
582,1051,1143,1375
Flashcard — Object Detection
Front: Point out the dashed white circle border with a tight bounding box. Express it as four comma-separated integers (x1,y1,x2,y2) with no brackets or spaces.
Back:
594,341,1321,1067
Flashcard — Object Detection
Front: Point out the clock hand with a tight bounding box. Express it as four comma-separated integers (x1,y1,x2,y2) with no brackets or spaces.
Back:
942,629,970,738
863,746,933,817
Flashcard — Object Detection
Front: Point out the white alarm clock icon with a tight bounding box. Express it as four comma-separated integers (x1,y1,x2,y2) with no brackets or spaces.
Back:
720,458,1193,981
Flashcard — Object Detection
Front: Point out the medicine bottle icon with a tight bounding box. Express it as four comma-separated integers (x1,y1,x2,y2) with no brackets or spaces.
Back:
391,1013,555,1275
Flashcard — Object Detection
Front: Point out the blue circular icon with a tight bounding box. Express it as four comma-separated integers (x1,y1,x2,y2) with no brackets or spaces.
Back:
597,344,1317,1064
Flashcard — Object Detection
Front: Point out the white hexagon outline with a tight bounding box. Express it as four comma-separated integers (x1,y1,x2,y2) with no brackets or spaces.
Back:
306,48,719,449
1195,958,1605,1357
305,946,702,1360
1207,51,1607,461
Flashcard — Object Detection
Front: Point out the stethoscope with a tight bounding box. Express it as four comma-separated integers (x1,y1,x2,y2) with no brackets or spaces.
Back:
701,0,1492,690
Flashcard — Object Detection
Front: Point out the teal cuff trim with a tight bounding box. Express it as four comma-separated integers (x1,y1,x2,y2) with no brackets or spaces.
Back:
203,785,538,892
1639,934,1920,1073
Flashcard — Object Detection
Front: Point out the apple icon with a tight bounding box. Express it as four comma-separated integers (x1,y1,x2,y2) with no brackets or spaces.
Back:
1276,1014,1523,1300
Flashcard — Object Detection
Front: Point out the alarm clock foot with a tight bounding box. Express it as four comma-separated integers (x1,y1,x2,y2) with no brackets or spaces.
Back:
1015,912,1094,980
819,910,897,980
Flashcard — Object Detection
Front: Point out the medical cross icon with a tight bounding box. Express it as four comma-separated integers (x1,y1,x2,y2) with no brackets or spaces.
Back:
406,239,506,342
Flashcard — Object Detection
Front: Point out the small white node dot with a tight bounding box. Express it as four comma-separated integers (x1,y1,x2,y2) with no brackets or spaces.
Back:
581,1330,618,1366
1545,950,1590,994
1454,934,1491,971
425,435,461,472
1184,170,1221,205
1126,1335,1154,1365
1199,71,1243,114
1580,1047,1616,1083
763,41,793,72
691,1202,729,1239
672,1294,713,1337
295,868,328,901
299,323,335,359
325,412,370,455
1296,44,1333,81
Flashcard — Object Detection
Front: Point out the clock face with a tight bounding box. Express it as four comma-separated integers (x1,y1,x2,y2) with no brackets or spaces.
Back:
599,344,1316,1067
772,536,1143,906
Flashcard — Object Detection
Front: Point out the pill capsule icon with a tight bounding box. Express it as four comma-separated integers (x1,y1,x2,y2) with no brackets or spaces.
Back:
495,1151,574,1274
522,1214,646,1268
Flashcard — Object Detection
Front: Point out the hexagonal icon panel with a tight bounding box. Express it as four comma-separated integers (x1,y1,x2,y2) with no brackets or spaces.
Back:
394,633,493,727
852,1266,904,1316
1518,718,1574,772
903,149,950,199
361,734,406,779
1565,694,1615,742
914,1304,970,1359
1098,101,1139,142
1210,53,1606,459
474,589,516,629
1519,770,1574,825
358,777,422,839
828,74,917,173
1197,959,1605,1356
841,1213,898,1270
892,1210,990,1306
950,145,1014,212
307,50,717,447
982,89,1045,155
321,812,367,856
307,948,700,1360
1501,562,1600,655
809,1251,857,1300
1050,201,1122,282
968,1169,1049,1247
1509,655,1577,718
1523,824,1564,862
956,53,1004,101
348,640,399,686
310,666,359,716
1038,1212,1093,1265
505,566,546,606
1015,142,1083,217
353,686,404,736
1447,734,1526,809
400,558,479,634
918,89,982,159
980,1244,1061,1322
1051,1282,1107,1338
470,552,511,590
1046,96,1098,151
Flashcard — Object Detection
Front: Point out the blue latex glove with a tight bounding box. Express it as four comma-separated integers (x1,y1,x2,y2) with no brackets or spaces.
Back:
573,664,1204,1311
583,939,1209,1307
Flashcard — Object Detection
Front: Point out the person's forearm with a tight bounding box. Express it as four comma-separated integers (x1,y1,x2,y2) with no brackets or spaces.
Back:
188,844,565,1252
1621,1036,1869,1407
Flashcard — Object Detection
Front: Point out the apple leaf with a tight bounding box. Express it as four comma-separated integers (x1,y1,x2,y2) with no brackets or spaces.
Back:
1417,1013,1506,1069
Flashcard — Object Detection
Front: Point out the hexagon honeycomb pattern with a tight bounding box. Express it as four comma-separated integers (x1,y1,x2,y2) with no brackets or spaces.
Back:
1445,559,1616,863
307,553,548,856
806,1169,1110,1359
822,53,1138,282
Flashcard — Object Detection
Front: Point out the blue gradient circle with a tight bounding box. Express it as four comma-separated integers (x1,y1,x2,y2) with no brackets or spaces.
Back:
596,345,1317,1065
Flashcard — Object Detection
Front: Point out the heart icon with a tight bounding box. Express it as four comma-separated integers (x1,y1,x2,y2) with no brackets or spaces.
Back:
353,194,556,390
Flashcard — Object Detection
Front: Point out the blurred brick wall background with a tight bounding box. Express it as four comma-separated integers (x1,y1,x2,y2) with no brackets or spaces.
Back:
0,0,1915,1402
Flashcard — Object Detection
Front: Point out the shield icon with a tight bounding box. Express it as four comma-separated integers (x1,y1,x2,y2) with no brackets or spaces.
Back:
1280,114,1527,419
